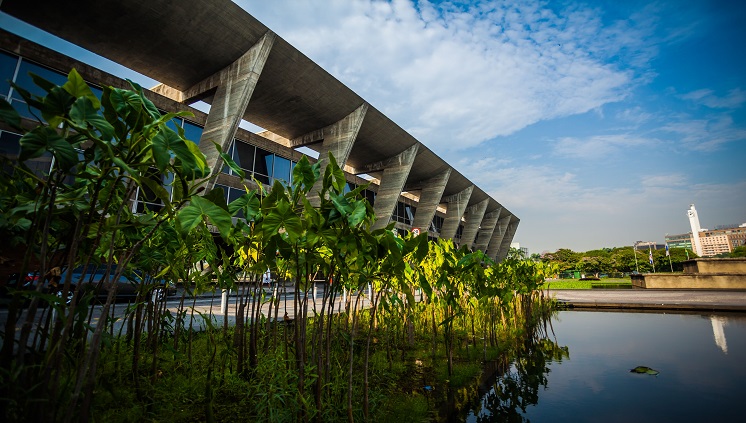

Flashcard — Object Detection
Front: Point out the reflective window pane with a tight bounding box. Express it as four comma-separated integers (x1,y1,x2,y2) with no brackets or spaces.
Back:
273,155,291,183
183,121,203,145
0,51,18,99
233,142,255,173
254,148,273,179
0,130,21,158
11,60,68,119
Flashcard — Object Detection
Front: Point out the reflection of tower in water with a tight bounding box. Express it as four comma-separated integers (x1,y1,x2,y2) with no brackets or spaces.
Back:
710,316,728,354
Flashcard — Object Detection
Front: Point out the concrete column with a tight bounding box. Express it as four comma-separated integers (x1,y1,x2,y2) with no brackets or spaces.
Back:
497,217,520,262
486,215,510,260
365,143,420,231
306,103,368,206
459,199,489,249
475,208,501,253
440,186,474,240
410,169,451,233
197,32,276,190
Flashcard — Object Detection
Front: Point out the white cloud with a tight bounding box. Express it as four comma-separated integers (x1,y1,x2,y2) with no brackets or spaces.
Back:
238,0,655,153
681,88,746,109
660,114,746,151
552,134,654,159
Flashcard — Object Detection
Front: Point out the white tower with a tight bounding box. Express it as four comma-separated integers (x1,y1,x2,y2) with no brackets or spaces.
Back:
687,204,704,257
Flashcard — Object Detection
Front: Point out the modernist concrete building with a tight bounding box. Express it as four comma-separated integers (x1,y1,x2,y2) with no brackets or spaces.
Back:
0,0,518,261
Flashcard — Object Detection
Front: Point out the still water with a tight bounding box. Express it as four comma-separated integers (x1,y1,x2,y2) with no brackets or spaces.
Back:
466,310,746,422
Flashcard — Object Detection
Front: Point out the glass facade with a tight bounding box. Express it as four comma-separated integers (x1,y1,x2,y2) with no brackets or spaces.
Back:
430,215,444,234
392,201,416,225
223,139,297,186
0,47,394,223
0,50,18,100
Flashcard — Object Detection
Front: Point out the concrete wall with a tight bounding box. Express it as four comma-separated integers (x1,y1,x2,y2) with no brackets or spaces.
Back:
683,258,746,275
631,273,746,289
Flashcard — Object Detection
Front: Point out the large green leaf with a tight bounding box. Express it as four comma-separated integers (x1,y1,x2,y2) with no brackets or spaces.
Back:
70,97,115,140
262,200,302,241
108,87,143,116
40,85,74,127
152,126,194,172
138,177,171,211
291,155,318,192
228,191,260,220
62,68,100,109
178,195,233,237
19,126,77,170
347,200,368,227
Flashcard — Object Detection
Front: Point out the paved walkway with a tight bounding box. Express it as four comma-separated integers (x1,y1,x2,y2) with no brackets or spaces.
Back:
548,289,746,312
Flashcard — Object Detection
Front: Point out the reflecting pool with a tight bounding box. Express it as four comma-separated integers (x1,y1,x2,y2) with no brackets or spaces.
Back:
466,310,746,422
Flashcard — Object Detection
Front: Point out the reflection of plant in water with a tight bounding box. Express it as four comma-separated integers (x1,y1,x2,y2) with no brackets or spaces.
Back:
476,335,568,422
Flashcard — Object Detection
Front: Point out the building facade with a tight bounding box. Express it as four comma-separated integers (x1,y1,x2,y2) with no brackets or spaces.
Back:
665,225,746,257
0,0,519,261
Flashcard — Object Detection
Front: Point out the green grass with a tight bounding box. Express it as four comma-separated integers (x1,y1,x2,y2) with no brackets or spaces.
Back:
542,278,632,290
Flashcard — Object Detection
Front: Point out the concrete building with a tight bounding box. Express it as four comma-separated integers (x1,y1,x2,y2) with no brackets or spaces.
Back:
0,0,519,261
664,233,693,251
665,225,746,257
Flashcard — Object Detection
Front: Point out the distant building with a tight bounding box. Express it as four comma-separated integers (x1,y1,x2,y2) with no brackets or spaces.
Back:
510,242,529,258
665,233,693,251
666,224,746,257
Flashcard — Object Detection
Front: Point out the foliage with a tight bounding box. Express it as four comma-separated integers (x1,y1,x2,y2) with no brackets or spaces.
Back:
0,71,556,422
542,245,697,275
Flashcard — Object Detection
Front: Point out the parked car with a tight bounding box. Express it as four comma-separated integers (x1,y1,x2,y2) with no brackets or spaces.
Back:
2,271,73,306
60,265,176,302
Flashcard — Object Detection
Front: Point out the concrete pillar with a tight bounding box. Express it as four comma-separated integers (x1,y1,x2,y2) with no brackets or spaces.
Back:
475,208,501,253
196,32,276,190
459,199,489,249
364,143,420,231
497,217,520,262
487,215,510,260
440,186,474,240
410,169,451,233
305,103,368,206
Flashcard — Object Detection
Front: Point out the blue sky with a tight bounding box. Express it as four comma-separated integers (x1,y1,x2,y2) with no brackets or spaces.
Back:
2,0,745,254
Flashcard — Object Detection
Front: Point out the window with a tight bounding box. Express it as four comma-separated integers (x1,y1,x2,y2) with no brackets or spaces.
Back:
233,142,255,173
183,121,203,145
0,51,18,100
132,167,168,213
430,215,444,234
253,147,273,184
11,60,68,120
392,201,415,225
273,155,291,184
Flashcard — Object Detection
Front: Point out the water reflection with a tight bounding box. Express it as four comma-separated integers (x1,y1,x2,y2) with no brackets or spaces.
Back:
467,311,746,422
468,338,568,422
710,316,728,354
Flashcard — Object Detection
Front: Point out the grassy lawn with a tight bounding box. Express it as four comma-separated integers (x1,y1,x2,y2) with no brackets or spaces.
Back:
542,278,632,290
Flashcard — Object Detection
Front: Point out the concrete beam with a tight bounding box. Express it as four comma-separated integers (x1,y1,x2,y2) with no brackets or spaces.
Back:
410,169,451,233
486,215,510,260
307,103,368,206
459,199,489,249
369,144,420,231
475,208,501,253
497,217,520,262
440,186,474,240
197,31,275,190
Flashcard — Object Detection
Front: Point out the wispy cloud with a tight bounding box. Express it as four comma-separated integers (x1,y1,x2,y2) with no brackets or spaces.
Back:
553,134,654,159
680,88,746,109
660,114,746,151
239,0,657,152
